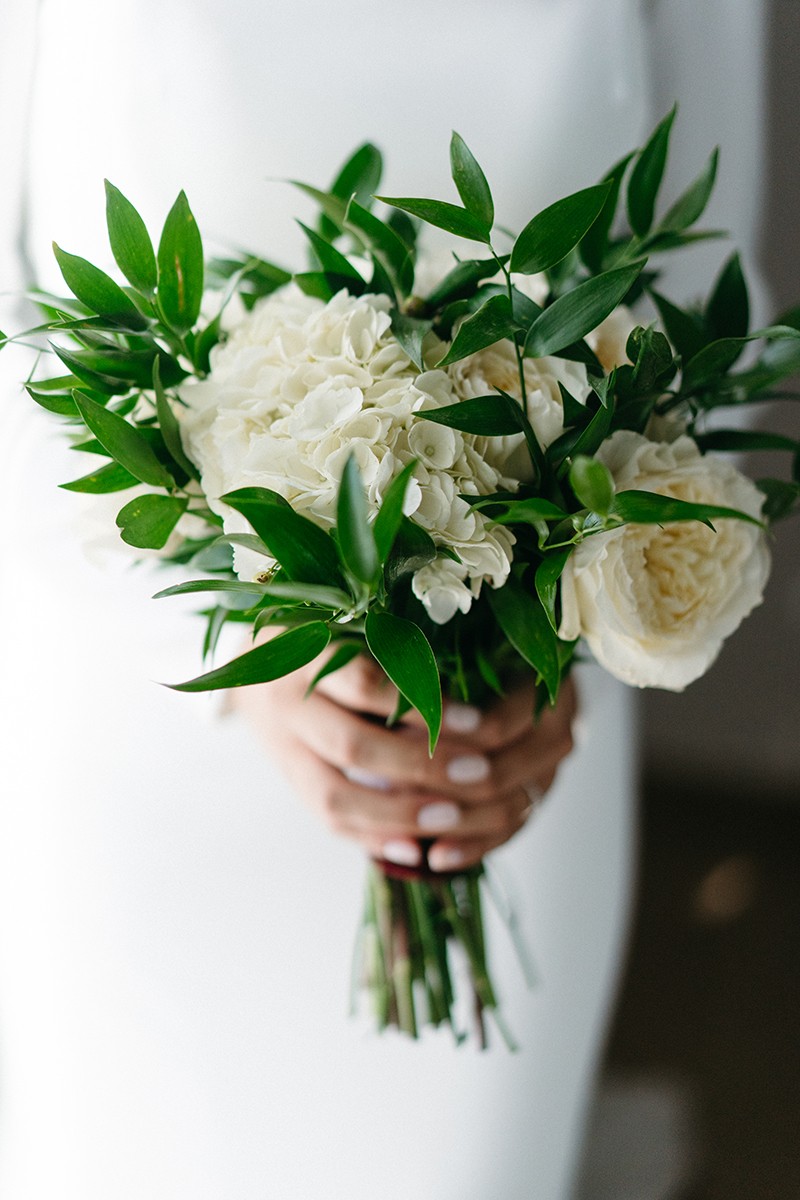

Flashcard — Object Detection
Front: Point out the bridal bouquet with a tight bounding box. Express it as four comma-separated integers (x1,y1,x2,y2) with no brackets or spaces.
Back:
6,110,799,1046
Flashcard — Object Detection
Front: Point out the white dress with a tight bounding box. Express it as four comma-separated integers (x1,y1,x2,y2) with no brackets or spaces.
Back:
0,3,765,1197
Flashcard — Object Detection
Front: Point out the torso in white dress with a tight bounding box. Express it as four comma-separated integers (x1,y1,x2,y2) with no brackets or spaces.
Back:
0,2,765,1197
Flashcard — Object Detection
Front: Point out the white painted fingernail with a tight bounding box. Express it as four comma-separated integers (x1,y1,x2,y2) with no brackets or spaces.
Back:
382,841,421,867
446,754,490,785
523,782,545,805
417,801,461,830
428,846,465,872
343,766,391,791
572,714,588,748
443,703,482,734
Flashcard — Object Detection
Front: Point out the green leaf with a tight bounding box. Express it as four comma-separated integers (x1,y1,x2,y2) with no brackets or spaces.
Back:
535,549,572,632
486,577,560,701
290,182,349,235
486,496,567,526
72,391,175,487
157,191,204,333
52,243,146,326
423,256,505,309
756,478,800,521
344,198,414,297
153,357,200,481
260,581,353,610
364,611,442,753
525,263,644,358
511,183,610,275
611,489,763,528
721,329,800,400
649,290,708,363
569,456,615,514
705,252,749,341
154,578,270,599
547,398,615,466
436,294,517,366
655,147,719,235
202,606,230,662
167,622,331,692
390,310,432,371
682,336,750,391
385,207,418,252
210,254,292,301
580,152,635,273
221,489,345,586
294,271,362,302
449,132,494,230
320,142,383,240
375,195,490,243
559,381,589,428
337,454,379,585
60,460,139,493
627,326,677,392
116,493,189,548
50,344,135,394
217,484,291,510
416,392,526,436
307,641,363,693
383,517,437,588
694,429,800,455
297,221,365,287
774,305,800,333
104,180,158,295
333,141,383,203
627,107,677,236
373,460,417,563
27,386,80,417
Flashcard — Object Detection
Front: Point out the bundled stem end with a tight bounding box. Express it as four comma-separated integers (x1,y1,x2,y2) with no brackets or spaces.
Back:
357,859,518,1050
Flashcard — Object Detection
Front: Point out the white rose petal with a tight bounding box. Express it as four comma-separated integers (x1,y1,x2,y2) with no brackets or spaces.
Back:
448,339,592,453
559,431,771,690
586,305,637,371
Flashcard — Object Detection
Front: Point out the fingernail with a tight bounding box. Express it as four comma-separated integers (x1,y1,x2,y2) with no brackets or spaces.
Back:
417,801,461,830
428,846,465,872
382,841,421,867
343,765,391,791
443,703,482,734
523,781,545,805
446,754,490,785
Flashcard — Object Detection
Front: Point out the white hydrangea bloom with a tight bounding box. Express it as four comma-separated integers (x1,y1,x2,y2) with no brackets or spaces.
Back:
179,285,523,621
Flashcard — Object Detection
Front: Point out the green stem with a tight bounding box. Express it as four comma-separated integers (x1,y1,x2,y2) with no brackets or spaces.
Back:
407,880,452,1031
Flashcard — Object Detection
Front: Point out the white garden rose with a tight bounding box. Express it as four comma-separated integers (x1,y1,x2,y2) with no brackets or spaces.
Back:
178,284,519,621
585,305,637,372
559,431,771,690
448,338,591,456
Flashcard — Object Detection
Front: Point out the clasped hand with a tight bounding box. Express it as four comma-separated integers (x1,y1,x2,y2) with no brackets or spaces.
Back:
231,653,578,873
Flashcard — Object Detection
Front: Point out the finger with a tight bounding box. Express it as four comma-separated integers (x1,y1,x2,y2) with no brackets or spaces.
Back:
482,717,575,798
474,674,578,752
285,679,576,807
280,687,495,796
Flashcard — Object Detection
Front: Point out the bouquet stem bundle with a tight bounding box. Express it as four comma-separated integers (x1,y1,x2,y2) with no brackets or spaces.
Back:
362,859,513,1048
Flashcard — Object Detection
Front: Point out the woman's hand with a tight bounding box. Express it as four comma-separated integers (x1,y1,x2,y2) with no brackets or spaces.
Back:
229,651,578,873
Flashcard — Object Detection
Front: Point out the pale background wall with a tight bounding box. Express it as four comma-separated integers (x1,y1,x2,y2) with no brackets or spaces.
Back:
642,0,800,799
